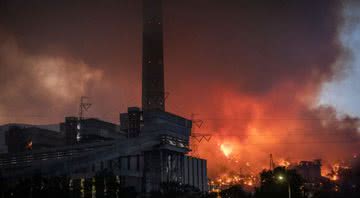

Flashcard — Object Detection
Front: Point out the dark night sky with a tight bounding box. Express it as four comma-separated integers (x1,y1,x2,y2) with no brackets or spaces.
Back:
1,0,359,175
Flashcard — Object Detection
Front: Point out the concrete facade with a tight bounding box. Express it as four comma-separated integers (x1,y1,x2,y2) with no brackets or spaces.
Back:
294,160,322,182
0,111,208,193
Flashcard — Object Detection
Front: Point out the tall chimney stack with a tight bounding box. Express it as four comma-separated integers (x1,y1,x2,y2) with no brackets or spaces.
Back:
142,0,165,112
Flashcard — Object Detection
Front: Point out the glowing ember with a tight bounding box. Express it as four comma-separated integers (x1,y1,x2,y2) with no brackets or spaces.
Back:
278,159,291,167
209,173,259,191
331,175,338,181
220,143,233,157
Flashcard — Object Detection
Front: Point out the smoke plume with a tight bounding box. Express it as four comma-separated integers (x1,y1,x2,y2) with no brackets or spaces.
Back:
0,0,359,177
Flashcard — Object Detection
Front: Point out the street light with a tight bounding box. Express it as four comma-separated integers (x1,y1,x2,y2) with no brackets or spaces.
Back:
278,175,284,181
277,174,291,198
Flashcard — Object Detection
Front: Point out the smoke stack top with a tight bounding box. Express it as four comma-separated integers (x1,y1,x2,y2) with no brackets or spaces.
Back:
142,0,165,111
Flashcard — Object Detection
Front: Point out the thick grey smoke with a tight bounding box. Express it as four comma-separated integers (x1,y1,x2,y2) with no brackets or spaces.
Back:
0,33,104,124
0,0,359,177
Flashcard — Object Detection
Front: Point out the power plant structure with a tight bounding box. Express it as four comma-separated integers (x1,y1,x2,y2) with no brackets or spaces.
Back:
0,0,208,193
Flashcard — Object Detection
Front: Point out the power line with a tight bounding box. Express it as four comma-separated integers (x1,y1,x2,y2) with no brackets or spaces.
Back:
0,114,358,121
202,139,360,145
203,133,359,137
199,117,356,121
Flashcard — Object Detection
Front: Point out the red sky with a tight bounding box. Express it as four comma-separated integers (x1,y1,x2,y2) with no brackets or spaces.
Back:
0,0,359,177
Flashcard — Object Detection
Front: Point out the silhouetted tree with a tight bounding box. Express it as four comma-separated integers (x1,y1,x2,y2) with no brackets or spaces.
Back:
31,174,44,197
220,185,249,198
334,160,360,198
204,192,219,198
83,178,93,198
95,174,105,198
71,178,81,198
255,166,304,198
105,173,119,198
118,186,137,198
13,178,31,198
0,174,6,198
152,182,201,198
59,176,71,198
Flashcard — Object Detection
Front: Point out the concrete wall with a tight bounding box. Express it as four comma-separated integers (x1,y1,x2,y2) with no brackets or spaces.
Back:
106,152,208,193
183,156,208,192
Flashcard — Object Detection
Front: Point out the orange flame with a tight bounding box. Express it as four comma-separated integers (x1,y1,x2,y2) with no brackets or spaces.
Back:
278,159,291,167
220,143,233,157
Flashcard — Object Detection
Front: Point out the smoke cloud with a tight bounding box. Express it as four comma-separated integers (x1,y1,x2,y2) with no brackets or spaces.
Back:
0,33,104,124
0,0,359,177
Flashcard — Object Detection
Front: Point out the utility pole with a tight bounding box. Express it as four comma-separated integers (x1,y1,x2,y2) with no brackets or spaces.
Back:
190,114,211,157
270,153,275,171
77,96,91,142
79,96,91,121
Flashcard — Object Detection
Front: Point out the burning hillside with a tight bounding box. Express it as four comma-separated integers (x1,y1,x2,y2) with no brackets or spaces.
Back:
165,1,360,178
1,0,360,180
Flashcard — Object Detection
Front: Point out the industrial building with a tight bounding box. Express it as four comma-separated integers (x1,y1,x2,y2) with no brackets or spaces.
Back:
5,126,64,152
0,0,208,194
294,160,322,183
